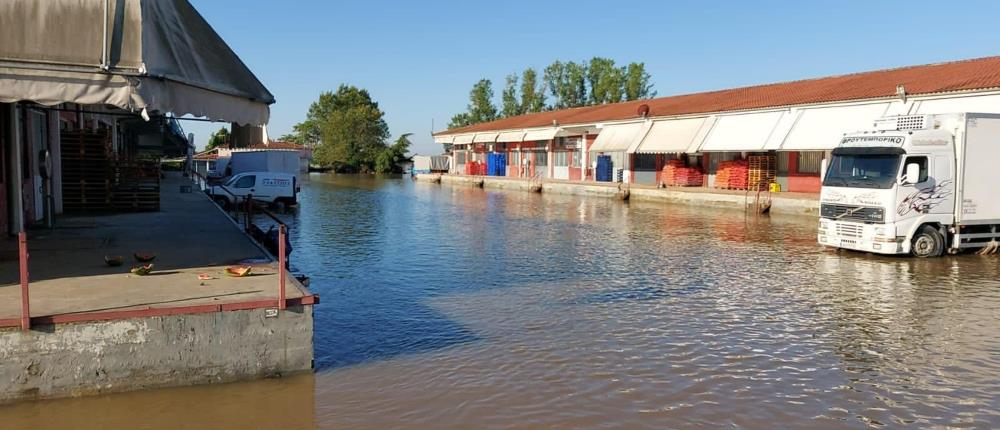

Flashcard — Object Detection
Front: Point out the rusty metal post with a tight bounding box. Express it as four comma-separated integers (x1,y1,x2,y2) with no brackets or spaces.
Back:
245,195,252,232
18,232,30,331
278,225,287,310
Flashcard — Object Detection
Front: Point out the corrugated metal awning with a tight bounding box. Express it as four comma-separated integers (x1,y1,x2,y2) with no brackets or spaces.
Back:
697,111,785,152
590,122,647,152
433,134,454,144
781,103,890,150
523,128,560,141
634,118,710,153
914,94,1000,115
496,131,526,142
472,132,498,143
453,134,475,145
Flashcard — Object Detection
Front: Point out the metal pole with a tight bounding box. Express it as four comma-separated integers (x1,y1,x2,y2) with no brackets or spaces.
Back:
19,232,30,331
278,225,287,310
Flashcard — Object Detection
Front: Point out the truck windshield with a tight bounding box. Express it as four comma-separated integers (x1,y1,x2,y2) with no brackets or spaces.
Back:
823,154,900,189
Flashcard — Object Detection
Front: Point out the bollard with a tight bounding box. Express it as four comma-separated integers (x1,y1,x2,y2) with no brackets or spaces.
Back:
18,232,30,331
278,225,287,310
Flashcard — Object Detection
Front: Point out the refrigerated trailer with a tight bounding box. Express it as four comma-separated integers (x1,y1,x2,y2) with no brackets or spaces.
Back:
818,113,1000,257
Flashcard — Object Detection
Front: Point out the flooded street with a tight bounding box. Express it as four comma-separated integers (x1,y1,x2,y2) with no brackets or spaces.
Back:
4,175,1000,429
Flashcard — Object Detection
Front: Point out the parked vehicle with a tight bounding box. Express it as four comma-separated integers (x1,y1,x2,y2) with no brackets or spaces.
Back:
818,113,1000,257
209,150,301,179
208,172,299,207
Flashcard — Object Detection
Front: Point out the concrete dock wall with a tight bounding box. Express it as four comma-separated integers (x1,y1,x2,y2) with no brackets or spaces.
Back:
0,305,313,403
419,174,819,216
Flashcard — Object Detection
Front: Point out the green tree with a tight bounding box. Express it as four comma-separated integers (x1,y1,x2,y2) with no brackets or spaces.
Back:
501,74,522,117
624,62,656,101
205,127,230,150
588,57,625,104
519,68,546,113
448,79,498,128
306,85,391,173
448,112,472,129
544,60,588,109
375,133,412,173
277,133,304,145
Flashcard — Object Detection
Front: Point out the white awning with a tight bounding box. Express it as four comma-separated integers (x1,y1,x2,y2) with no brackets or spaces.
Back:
590,122,647,152
497,131,526,142
914,94,1000,115
433,134,454,144
781,103,890,150
0,0,274,125
634,118,709,153
697,111,785,152
453,134,475,145
523,128,561,141
472,132,498,143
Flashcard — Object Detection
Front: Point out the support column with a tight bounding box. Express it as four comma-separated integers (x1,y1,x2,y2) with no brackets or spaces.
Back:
7,104,24,234
547,139,553,179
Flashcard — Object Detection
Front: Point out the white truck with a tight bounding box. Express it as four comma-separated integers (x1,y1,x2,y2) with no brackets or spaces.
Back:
208,172,300,208
818,113,1000,257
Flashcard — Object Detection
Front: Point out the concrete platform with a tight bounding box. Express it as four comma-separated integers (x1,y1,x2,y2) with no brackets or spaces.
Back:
0,173,316,403
0,173,310,323
420,173,820,216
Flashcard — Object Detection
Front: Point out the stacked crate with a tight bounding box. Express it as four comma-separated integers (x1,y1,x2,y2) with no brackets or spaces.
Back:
747,155,777,191
61,130,112,213
714,160,749,190
110,160,161,212
661,159,704,187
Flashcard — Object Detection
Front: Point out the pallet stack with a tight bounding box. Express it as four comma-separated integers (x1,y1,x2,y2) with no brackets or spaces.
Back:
747,155,777,191
714,159,749,190
661,159,704,187
111,160,161,212
61,130,112,213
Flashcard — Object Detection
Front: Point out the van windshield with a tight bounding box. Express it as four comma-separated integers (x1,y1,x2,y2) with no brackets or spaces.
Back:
823,154,900,189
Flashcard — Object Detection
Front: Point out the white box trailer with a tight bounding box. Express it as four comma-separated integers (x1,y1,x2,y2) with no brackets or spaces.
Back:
211,150,300,178
818,113,1000,257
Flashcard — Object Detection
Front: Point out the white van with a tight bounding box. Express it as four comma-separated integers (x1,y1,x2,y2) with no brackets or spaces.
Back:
208,172,299,207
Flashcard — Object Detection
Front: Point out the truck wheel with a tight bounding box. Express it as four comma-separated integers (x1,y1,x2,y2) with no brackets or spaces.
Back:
911,226,944,258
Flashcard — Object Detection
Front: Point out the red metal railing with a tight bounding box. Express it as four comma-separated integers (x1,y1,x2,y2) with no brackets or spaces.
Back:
19,232,30,331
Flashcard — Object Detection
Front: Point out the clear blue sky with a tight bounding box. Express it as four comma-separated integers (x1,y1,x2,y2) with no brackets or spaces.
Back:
185,0,1000,155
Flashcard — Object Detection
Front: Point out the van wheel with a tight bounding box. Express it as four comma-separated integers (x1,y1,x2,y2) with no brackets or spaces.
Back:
911,226,944,258
213,196,230,210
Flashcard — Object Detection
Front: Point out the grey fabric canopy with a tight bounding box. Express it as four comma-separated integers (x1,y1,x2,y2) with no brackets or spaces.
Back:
0,0,273,125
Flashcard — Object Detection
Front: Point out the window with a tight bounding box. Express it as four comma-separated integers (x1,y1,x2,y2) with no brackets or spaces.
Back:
456,152,467,164
902,156,929,183
554,151,568,167
798,152,823,174
633,153,657,171
823,154,900,189
777,152,790,174
571,150,581,168
535,151,548,166
233,175,256,188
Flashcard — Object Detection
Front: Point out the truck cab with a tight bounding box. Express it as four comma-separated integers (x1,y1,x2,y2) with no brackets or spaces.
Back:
818,114,961,257
208,172,299,207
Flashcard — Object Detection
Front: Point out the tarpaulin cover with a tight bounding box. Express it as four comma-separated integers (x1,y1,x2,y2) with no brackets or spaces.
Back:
0,0,273,125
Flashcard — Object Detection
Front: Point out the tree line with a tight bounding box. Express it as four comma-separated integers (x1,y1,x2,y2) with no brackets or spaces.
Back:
279,85,410,173
449,57,656,128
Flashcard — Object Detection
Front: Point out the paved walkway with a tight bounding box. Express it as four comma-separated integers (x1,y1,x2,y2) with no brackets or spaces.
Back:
0,173,307,322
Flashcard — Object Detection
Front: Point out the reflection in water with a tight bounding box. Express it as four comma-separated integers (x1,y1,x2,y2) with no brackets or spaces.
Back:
3,174,1000,429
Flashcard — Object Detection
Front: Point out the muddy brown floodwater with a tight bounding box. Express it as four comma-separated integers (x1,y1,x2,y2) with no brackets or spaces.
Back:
3,175,1000,429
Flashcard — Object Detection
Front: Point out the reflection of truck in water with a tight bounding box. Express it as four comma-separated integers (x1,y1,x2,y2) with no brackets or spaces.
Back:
818,113,1000,257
